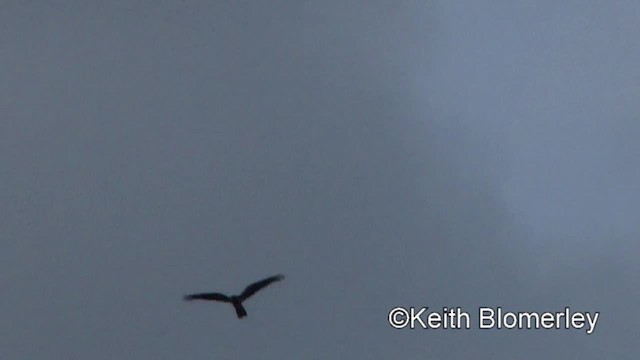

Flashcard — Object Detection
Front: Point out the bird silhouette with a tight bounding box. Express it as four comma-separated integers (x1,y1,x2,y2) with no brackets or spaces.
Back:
183,274,284,318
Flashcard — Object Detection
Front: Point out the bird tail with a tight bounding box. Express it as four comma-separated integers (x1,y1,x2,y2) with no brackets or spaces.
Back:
233,302,247,318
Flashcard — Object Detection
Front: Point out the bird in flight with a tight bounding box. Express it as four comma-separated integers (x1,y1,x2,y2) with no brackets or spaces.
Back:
183,274,285,318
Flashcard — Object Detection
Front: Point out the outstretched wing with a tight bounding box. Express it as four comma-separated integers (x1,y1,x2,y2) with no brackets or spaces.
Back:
239,274,284,301
183,292,231,302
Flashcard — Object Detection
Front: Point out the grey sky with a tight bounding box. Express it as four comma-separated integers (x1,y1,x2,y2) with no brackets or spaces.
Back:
2,1,638,359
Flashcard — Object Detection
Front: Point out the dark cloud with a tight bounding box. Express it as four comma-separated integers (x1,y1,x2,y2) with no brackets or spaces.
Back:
1,1,638,358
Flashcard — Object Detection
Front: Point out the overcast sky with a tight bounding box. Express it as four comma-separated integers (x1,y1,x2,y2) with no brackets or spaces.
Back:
2,1,639,359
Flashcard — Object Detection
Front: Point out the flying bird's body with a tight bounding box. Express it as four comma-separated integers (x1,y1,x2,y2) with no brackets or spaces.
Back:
184,274,284,318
